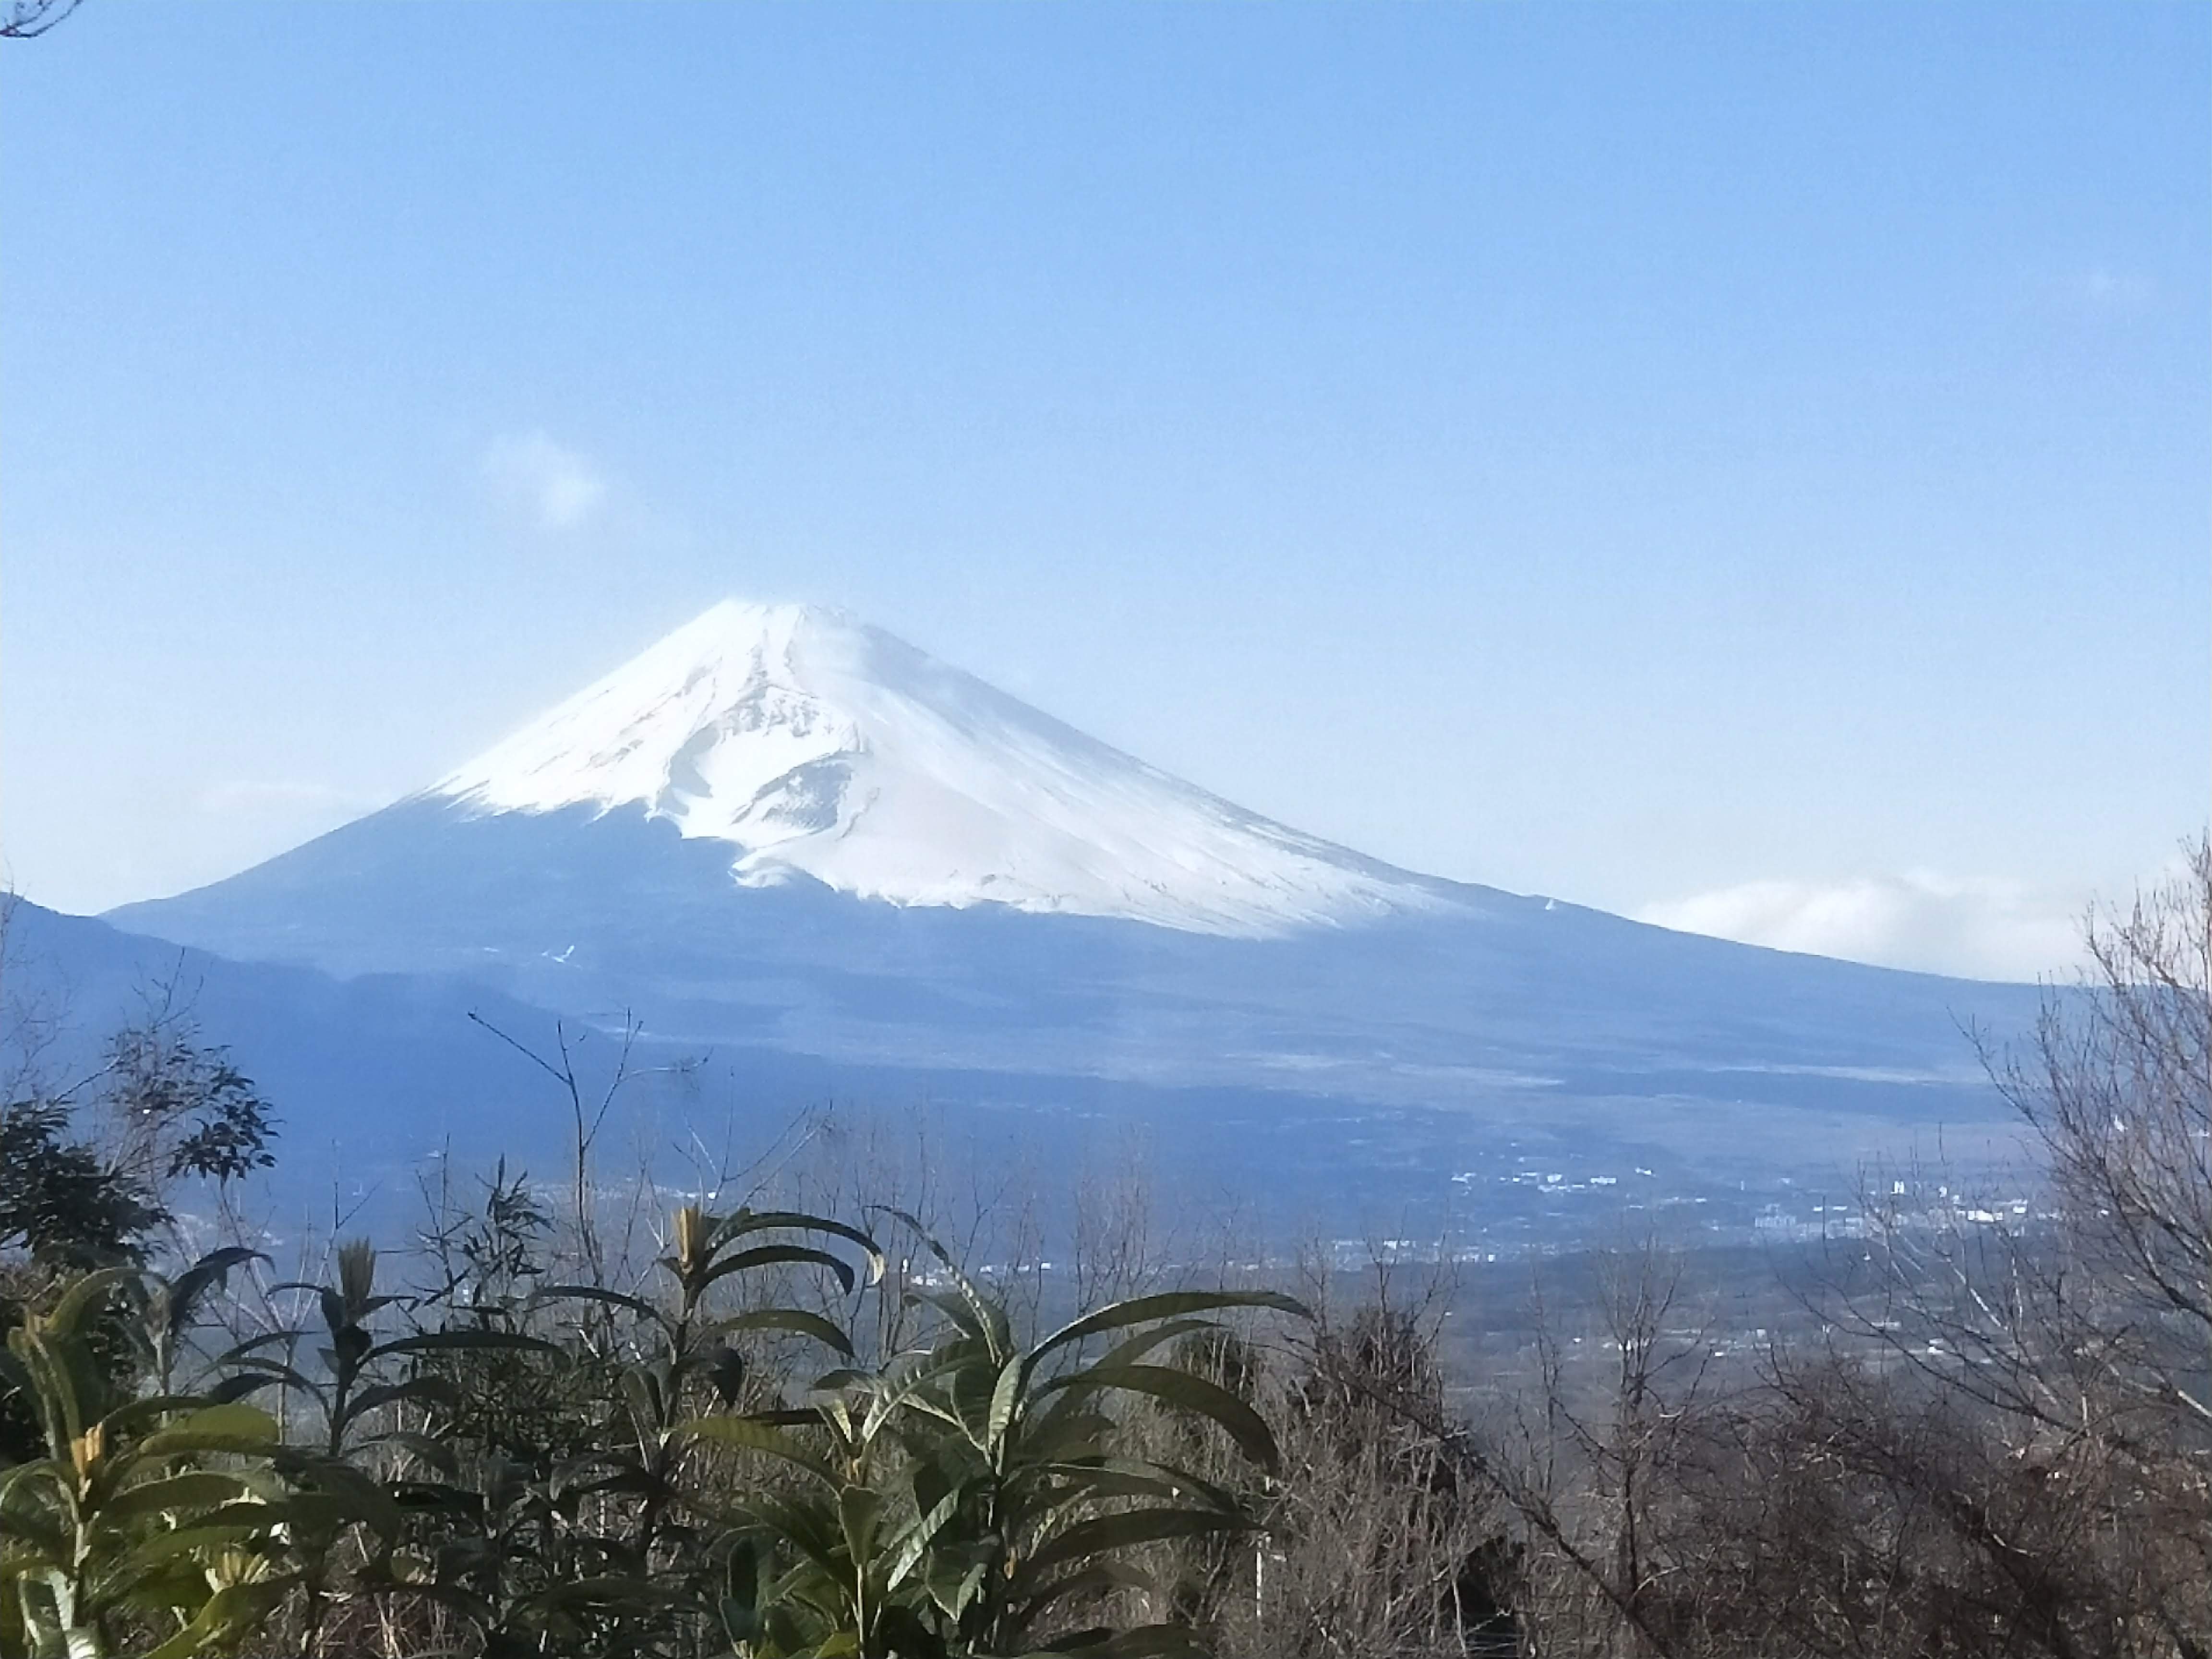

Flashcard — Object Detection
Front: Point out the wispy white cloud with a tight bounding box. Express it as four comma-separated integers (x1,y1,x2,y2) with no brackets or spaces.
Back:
2072,264,2153,310
1636,872,2087,983
483,431,609,531
2021,260,2156,317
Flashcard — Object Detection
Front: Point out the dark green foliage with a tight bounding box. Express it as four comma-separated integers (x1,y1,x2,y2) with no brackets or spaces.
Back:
0,1265,296,1658
421,1159,550,1329
0,1170,1313,1659
682,1212,1308,1658
102,1027,277,1189
0,1097,159,1267
0,1027,277,1272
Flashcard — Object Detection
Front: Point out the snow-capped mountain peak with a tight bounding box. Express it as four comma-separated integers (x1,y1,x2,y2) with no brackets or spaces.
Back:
430,599,1441,935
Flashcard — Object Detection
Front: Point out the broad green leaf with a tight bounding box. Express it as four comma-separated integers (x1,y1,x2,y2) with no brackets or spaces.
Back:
743,1406,827,1428
140,1580,281,1659
903,1287,988,1345
1025,1401,1117,1449
700,1244,857,1297
374,1431,459,1476
101,1472,258,1521
371,1329,562,1361
1035,1623,1214,1658
1018,1320,1223,1449
883,1483,964,1592
1014,1557,1159,1605
336,1375,459,1431
946,1350,1002,1449
100,1394,239,1439
1011,1458,1236,1512
987,1350,1028,1457
1043,1363,1279,1472
9,1329,93,1453
278,1453,404,1537
532,1284,667,1325
678,1416,837,1486
1019,1506,1250,1582
872,1209,1011,1357
120,1517,281,1569
47,1268,140,1336
926,1558,990,1621
1092,1319,1226,1374
1031,1290,1308,1366
836,1485,884,1569
138,1404,280,1457
710,1211,886,1283
700,1307,856,1358
536,1575,692,1610
159,1250,267,1349
216,1330,296,1362
211,1358,317,1398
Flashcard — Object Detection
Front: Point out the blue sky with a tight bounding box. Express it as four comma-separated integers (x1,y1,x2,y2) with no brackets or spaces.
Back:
3,3,2205,978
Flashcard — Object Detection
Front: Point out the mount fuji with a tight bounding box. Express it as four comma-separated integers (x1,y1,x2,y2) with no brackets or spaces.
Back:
431,600,1442,936
103,601,2044,1227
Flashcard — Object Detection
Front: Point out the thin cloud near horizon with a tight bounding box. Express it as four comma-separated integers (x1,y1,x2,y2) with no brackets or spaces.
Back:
1636,870,2094,984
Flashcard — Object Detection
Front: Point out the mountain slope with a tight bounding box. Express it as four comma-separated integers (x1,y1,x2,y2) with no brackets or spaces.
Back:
25,891,2035,1250
431,600,1443,936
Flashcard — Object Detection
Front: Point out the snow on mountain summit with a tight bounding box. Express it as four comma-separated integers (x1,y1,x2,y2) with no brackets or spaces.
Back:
431,600,1443,935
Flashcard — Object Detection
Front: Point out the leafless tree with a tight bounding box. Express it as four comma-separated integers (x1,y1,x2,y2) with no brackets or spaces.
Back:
1520,840,2212,1659
2,0,82,40
2005,836,2212,1431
